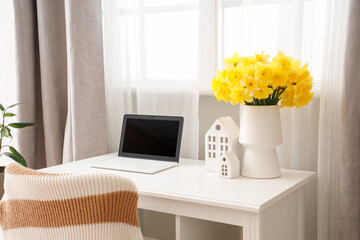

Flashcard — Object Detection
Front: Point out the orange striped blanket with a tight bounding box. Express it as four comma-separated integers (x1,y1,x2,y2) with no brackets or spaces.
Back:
0,163,143,240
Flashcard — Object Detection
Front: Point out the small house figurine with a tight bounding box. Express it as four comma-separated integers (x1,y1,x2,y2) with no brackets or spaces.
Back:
205,116,240,172
218,151,240,179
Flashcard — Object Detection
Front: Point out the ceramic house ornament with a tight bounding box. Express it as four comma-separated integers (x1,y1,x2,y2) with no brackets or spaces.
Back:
205,116,241,172
218,151,240,179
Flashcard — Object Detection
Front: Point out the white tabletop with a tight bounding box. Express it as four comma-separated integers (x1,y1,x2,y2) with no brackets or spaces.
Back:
42,153,315,213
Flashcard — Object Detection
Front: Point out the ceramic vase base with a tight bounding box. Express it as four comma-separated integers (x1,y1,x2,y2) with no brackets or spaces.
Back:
241,148,281,179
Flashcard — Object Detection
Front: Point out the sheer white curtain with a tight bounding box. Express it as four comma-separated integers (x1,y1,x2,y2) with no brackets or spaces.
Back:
317,0,350,239
0,0,19,158
102,0,136,152
102,0,199,158
0,1,17,107
219,0,349,239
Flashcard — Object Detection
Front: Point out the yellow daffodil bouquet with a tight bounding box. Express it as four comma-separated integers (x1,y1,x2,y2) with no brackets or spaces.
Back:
211,51,314,108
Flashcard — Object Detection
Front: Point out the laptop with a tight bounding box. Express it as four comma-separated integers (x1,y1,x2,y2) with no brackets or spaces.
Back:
91,114,184,174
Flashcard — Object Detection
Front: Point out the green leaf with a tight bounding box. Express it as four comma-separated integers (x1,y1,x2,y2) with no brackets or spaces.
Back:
2,151,27,167
0,103,4,111
0,127,10,137
8,122,36,128
5,126,12,138
9,147,27,167
7,102,23,109
2,152,27,167
6,146,27,167
3,112,16,117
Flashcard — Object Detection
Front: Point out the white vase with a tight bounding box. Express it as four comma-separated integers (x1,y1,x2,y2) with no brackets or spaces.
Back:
239,105,282,178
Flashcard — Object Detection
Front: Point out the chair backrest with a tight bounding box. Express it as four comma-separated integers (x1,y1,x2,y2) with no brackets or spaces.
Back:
0,163,143,240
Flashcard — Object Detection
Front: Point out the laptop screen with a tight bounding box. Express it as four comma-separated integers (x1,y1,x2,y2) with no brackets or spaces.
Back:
118,115,184,162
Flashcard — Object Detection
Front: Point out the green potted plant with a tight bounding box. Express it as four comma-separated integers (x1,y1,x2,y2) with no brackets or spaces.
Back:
0,102,36,196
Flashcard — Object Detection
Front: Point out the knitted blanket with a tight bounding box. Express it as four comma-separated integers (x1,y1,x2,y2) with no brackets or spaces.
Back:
0,163,143,240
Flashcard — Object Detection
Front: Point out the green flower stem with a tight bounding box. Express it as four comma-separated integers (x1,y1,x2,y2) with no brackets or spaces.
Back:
271,89,277,104
275,87,280,104
245,86,287,106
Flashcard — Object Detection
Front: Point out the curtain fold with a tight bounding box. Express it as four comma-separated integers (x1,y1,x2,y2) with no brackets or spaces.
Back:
102,0,135,153
278,97,320,239
62,0,108,163
13,0,107,168
341,0,360,239
316,0,350,239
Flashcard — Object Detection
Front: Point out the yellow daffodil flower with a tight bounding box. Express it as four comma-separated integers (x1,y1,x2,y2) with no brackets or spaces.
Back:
228,67,247,85
294,91,314,108
254,84,273,100
224,52,241,68
255,62,272,85
244,77,257,96
230,84,252,105
211,51,313,108
271,71,288,88
254,51,270,63
280,87,295,108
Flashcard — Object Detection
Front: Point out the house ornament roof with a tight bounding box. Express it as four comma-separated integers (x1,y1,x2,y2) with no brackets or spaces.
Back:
206,116,239,139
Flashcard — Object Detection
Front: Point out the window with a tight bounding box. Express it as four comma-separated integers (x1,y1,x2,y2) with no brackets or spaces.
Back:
0,0,17,104
218,0,325,89
103,0,198,86
103,0,325,88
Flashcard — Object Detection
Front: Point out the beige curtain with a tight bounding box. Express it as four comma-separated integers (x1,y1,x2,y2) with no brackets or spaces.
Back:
13,0,107,169
342,0,360,239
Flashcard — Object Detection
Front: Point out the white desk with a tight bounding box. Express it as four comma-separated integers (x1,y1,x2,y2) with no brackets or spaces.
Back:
43,153,315,240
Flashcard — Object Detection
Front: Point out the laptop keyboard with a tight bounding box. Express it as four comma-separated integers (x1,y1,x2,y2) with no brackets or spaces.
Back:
94,157,177,173
120,158,176,171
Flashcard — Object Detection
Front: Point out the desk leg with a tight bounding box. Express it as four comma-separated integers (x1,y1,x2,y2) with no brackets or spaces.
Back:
242,213,260,240
298,188,305,240
259,188,304,240
175,215,181,240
